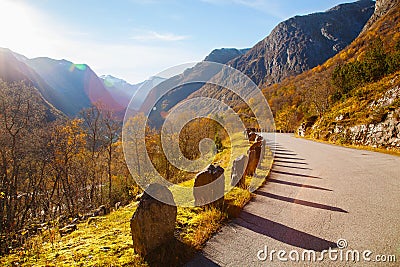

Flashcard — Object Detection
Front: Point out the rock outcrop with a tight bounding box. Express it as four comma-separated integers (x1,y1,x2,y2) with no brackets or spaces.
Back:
245,141,263,177
347,109,400,148
130,184,177,257
248,132,257,142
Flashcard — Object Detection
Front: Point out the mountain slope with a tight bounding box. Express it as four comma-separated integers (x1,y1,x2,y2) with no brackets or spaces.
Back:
229,0,375,86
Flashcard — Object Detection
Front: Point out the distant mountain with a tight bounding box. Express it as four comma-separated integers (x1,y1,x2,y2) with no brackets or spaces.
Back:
228,0,375,85
0,47,164,117
204,48,249,64
100,75,141,108
100,75,165,110
25,57,122,116
0,50,125,117
0,48,63,120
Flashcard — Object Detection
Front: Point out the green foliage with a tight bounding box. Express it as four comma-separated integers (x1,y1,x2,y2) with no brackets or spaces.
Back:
332,38,400,101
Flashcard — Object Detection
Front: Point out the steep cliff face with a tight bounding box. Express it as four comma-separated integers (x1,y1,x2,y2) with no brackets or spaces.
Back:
228,0,375,85
362,0,400,33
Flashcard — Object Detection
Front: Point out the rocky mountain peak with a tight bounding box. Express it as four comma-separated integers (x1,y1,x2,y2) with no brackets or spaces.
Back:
228,0,375,86
204,48,250,64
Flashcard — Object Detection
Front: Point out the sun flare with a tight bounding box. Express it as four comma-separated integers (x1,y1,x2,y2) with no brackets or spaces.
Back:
0,0,43,54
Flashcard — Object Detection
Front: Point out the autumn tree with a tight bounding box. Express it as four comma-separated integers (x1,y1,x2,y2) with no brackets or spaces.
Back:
0,81,47,251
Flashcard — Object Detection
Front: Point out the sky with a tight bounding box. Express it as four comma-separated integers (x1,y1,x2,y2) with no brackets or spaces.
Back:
0,0,359,84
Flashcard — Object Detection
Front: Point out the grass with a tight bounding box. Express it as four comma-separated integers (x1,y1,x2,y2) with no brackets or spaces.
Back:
0,202,146,267
1,132,273,266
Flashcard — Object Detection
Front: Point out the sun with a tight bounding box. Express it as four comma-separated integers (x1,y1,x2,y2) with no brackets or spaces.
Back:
0,0,42,54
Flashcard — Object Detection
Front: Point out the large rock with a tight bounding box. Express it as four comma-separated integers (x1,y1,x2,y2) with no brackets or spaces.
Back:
194,164,225,207
231,155,248,188
248,132,257,142
130,183,177,257
245,141,262,177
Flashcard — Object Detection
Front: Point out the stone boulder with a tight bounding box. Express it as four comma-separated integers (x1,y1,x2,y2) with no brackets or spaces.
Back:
248,132,257,141
130,183,177,257
230,155,248,188
245,141,262,176
194,164,225,207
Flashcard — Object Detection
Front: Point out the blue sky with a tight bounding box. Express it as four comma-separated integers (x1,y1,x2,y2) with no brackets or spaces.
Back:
0,0,360,83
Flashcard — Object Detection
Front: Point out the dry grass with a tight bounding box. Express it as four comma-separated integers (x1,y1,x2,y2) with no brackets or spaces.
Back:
1,132,274,266
0,203,146,266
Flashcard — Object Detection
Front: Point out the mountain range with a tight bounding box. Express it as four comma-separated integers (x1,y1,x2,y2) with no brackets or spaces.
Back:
141,0,376,127
0,0,380,124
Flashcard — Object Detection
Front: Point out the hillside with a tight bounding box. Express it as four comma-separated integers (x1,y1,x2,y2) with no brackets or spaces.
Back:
262,0,400,150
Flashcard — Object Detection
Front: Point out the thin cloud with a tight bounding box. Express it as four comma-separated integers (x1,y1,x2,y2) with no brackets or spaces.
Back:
201,0,287,19
131,31,190,42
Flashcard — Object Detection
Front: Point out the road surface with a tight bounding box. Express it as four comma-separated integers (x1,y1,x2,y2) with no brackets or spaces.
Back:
186,134,400,266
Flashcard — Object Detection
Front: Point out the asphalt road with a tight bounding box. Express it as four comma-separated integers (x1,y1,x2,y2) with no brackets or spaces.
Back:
186,134,400,266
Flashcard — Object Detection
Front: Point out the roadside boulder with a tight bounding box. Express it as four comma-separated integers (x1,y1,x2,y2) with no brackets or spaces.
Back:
248,132,257,141
231,155,248,188
245,141,262,176
130,183,177,257
194,164,225,207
